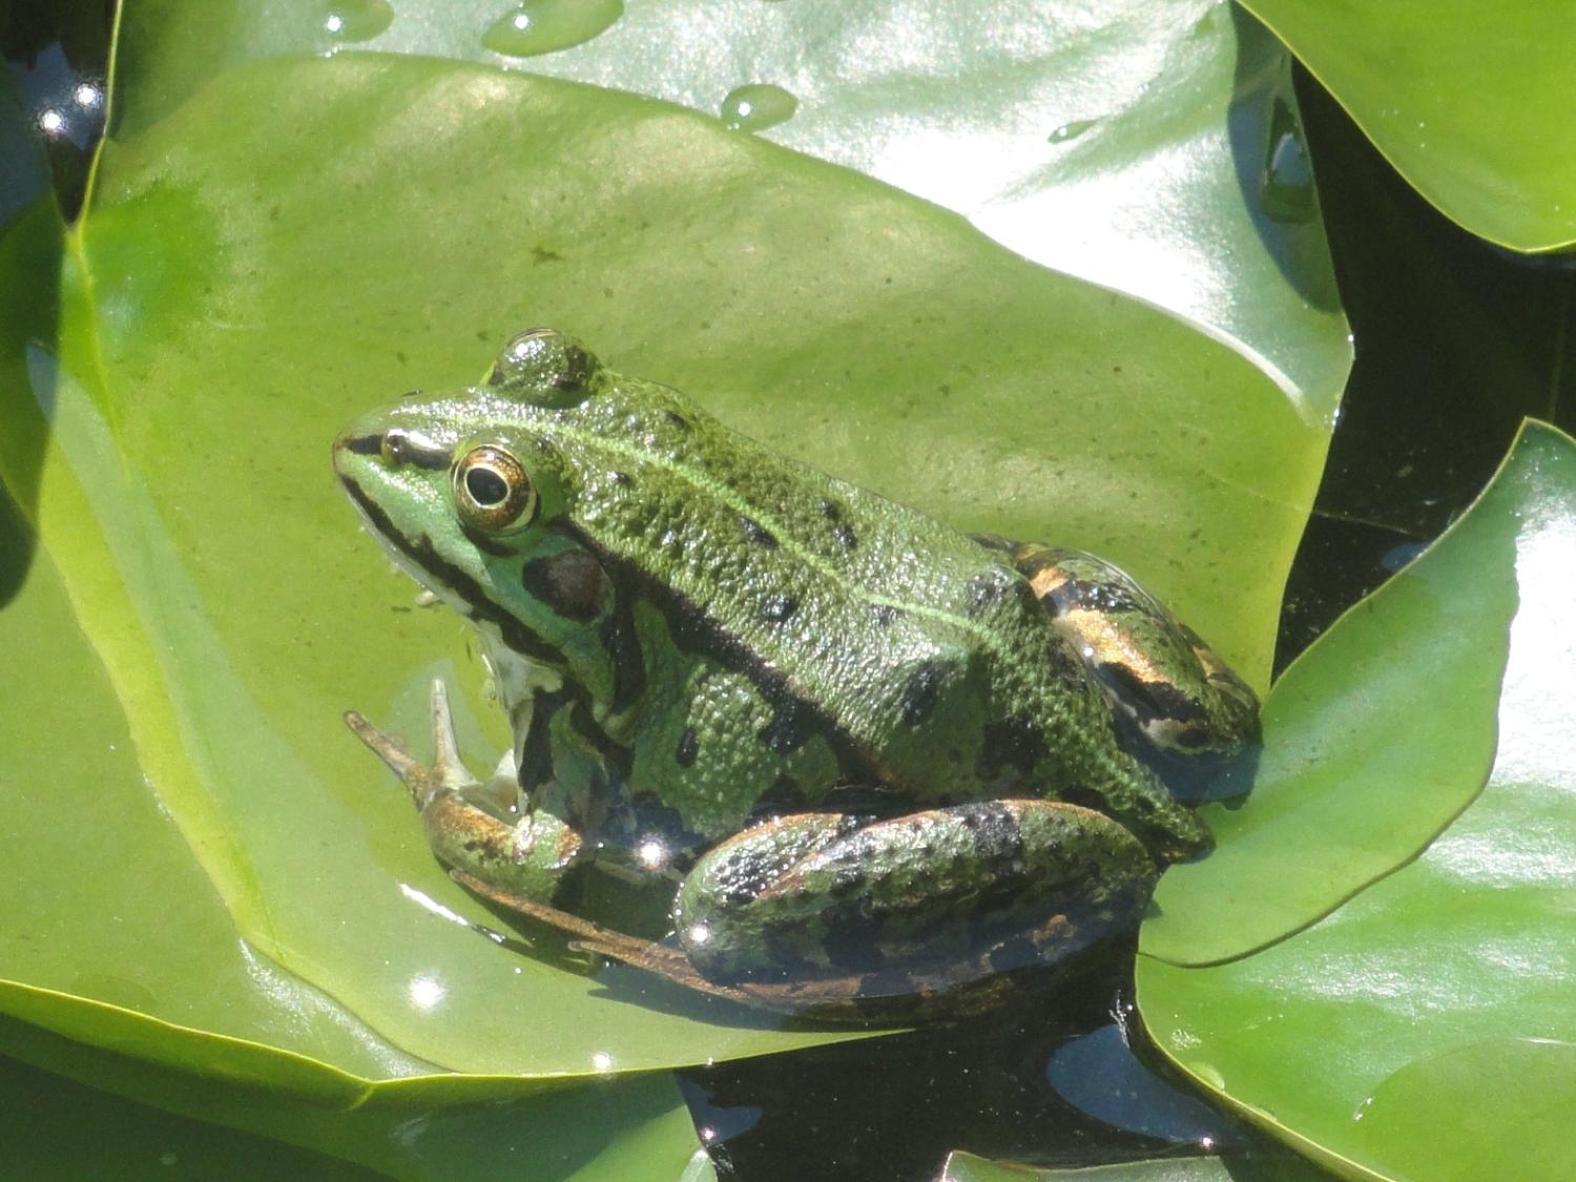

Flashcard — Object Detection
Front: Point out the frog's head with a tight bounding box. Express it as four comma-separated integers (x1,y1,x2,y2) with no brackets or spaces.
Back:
333,329,616,652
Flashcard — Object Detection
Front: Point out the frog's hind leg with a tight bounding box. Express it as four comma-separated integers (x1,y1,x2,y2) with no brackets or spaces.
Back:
672,800,1156,998
989,541,1259,760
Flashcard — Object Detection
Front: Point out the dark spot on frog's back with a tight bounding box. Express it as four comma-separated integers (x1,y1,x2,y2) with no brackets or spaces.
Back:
965,572,1009,615
675,726,699,768
969,532,1016,555
980,716,1048,779
520,549,607,621
832,523,858,551
739,516,777,548
759,694,815,754
899,661,944,726
760,593,797,623
663,410,691,432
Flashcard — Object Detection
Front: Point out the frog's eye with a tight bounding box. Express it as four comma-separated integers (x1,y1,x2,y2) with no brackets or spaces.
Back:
453,445,537,533
488,327,598,401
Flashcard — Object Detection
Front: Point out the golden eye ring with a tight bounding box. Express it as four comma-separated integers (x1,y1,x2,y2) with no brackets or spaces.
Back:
453,445,537,532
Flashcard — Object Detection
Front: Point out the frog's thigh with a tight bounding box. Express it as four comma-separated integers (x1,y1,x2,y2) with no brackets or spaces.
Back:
1004,542,1258,752
673,801,1156,988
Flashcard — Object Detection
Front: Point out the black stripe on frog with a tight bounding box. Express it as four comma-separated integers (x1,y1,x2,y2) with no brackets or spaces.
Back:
554,520,885,788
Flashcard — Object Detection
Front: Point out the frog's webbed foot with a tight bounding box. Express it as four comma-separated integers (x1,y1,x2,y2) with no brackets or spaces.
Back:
345,680,582,903
344,680,473,811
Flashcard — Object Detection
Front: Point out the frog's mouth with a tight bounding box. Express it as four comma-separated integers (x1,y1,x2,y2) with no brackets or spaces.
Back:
334,435,569,675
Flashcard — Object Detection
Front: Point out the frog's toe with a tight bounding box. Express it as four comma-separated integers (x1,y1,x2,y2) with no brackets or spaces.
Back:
344,679,472,808
423,678,472,787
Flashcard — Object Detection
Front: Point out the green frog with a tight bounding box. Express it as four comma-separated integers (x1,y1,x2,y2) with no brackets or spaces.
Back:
334,329,1258,1018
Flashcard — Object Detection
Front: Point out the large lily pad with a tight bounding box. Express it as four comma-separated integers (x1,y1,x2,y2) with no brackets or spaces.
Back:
944,1153,1331,1181
1,26,1332,1085
0,1049,377,1181
0,1015,708,1181
1139,408,1521,965
1137,422,1576,1180
1240,0,1576,252
114,0,1351,406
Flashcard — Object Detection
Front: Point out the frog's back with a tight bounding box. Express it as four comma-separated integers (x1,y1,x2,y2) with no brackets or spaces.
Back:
547,377,1129,807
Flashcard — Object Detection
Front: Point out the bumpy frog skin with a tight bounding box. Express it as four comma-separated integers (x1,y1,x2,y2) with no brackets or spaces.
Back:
334,329,1258,1018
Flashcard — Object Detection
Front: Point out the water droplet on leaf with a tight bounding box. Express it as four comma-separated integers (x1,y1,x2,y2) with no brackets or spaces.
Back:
483,0,624,58
1048,118,1097,144
321,0,393,43
720,84,799,133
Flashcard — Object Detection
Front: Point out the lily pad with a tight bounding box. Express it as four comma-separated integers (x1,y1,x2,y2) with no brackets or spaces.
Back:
1137,422,1576,1181
0,1014,708,1181
1239,0,1576,251
943,1151,1332,1181
0,1050,379,1181
1,31,1332,1082
1139,408,1522,965
114,0,1351,406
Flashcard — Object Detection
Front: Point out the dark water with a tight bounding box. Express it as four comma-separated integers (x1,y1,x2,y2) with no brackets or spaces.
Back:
5,7,1573,1181
1,0,110,220
683,950,1269,1181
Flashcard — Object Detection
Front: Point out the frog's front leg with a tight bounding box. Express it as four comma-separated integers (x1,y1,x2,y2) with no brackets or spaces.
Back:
672,801,1157,997
346,680,584,903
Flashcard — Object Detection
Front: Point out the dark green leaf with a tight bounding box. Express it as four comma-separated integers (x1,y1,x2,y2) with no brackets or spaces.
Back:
1241,0,1576,251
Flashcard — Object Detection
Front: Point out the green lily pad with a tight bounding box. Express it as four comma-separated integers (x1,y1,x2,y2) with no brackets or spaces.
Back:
0,1015,708,1182
1240,0,1576,251
115,0,1350,406
1,31,1334,1082
1139,410,1524,965
1137,422,1576,1181
943,1150,1333,1181
0,1051,379,1181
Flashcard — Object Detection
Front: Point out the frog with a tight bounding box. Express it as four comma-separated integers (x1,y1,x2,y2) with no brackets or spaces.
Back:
333,328,1259,1019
